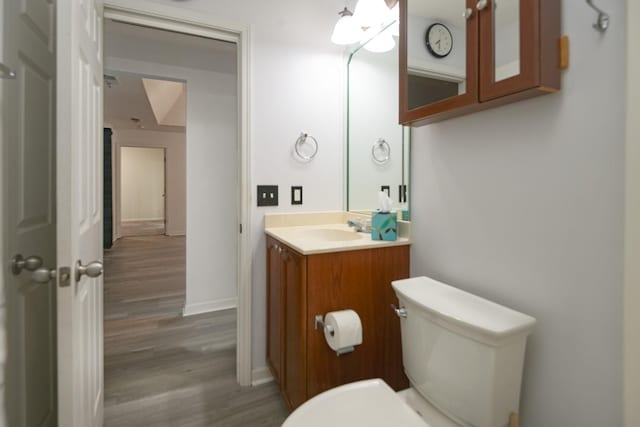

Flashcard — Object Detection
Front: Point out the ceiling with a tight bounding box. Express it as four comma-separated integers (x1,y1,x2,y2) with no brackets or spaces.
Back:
103,19,239,132
104,73,186,132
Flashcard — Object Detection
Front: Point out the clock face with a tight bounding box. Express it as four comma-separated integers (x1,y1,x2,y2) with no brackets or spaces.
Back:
426,23,453,58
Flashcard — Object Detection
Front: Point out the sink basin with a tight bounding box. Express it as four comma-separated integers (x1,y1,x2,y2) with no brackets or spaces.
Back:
295,228,364,242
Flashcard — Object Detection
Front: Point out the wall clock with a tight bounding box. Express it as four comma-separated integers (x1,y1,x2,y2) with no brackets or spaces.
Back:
425,23,453,58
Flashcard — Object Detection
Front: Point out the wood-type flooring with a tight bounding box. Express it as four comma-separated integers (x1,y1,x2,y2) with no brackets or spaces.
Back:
120,220,166,237
104,235,289,426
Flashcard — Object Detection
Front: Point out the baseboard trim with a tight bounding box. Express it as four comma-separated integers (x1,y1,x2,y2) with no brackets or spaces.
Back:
182,298,237,317
251,367,274,386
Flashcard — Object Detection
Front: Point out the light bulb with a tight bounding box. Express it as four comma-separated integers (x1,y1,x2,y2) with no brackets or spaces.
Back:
331,7,363,45
354,0,390,28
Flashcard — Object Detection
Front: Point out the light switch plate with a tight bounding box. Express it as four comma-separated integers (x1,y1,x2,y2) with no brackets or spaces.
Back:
291,186,303,205
257,185,278,207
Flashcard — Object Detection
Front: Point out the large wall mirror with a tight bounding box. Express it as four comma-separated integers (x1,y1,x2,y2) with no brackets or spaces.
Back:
347,24,411,217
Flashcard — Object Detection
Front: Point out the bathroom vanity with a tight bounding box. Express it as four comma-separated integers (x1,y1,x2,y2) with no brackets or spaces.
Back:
265,212,411,410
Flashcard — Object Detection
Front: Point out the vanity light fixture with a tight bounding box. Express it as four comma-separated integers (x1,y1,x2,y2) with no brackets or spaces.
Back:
331,0,398,48
331,7,363,45
353,0,391,28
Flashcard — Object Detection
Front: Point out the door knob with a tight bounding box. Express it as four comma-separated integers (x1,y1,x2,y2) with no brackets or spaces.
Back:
0,63,16,79
75,260,103,282
463,7,473,19
31,266,71,285
11,254,43,275
476,0,488,10
32,267,57,284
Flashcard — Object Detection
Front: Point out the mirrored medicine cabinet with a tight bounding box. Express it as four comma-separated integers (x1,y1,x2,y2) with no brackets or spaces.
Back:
399,0,561,126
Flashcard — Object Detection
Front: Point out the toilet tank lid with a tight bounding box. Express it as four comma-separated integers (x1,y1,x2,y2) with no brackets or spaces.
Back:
392,277,536,339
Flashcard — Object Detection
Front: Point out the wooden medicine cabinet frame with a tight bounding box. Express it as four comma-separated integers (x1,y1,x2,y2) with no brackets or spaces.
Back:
399,0,561,126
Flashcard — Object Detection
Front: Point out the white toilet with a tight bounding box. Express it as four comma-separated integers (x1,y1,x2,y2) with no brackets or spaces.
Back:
282,276,536,427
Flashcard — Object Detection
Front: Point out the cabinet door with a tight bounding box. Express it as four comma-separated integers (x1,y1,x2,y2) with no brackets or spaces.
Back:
266,237,283,382
399,0,478,125
306,247,410,398
282,248,307,409
478,0,560,101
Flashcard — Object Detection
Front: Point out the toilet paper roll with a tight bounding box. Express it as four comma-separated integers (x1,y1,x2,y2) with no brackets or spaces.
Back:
323,309,363,352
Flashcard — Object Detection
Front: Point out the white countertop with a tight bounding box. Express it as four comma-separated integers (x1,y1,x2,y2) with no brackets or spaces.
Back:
264,211,411,255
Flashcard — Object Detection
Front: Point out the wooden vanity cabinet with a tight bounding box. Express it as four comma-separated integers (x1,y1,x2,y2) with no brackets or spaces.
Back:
266,235,410,410
266,237,307,409
399,0,561,126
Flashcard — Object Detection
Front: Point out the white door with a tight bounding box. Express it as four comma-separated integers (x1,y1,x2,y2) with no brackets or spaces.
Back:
2,0,57,425
56,0,104,426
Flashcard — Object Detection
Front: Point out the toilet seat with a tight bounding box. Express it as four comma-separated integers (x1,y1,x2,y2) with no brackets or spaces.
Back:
282,379,429,427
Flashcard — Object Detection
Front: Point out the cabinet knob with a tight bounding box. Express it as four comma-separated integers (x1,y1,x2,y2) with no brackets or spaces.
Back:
463,7,473,19
476,0,488,10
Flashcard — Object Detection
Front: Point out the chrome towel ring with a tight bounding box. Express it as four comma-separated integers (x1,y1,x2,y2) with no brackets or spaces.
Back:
294,132,318,161
372,138,390,165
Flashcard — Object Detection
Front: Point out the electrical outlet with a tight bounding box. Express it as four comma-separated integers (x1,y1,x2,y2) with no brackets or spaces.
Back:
291,186,303,205
257,185,278,206
381,185,390,197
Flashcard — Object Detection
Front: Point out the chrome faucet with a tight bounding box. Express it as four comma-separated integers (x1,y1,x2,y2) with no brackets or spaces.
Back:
347,219,372,233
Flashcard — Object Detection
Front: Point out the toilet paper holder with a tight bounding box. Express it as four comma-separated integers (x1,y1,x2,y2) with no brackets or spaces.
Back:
314,314,335,336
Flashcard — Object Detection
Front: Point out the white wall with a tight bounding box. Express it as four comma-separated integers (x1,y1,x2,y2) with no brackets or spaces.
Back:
625,1,640,425
410,2,625,426
112,129,186,237
120,147,165,222
105,23,239,314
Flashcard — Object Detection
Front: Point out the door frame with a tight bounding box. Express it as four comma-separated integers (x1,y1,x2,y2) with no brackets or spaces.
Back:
625,0,640,424
0,0,6,417
103,1,253,386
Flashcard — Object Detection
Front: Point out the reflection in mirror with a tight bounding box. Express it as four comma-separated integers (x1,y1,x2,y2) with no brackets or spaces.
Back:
494,0,520,81
406,0,467,110
347,26,410,218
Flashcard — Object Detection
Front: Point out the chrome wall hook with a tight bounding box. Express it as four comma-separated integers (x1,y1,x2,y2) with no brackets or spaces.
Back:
586,0,609,32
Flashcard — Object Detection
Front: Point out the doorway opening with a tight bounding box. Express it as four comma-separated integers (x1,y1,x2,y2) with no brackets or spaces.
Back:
120,146,167,237
100,15,277,425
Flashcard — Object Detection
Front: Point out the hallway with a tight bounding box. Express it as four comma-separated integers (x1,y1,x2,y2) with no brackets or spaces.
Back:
104,235,288,426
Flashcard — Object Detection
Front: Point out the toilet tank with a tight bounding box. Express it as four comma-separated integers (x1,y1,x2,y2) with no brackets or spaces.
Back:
392,277,536,427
